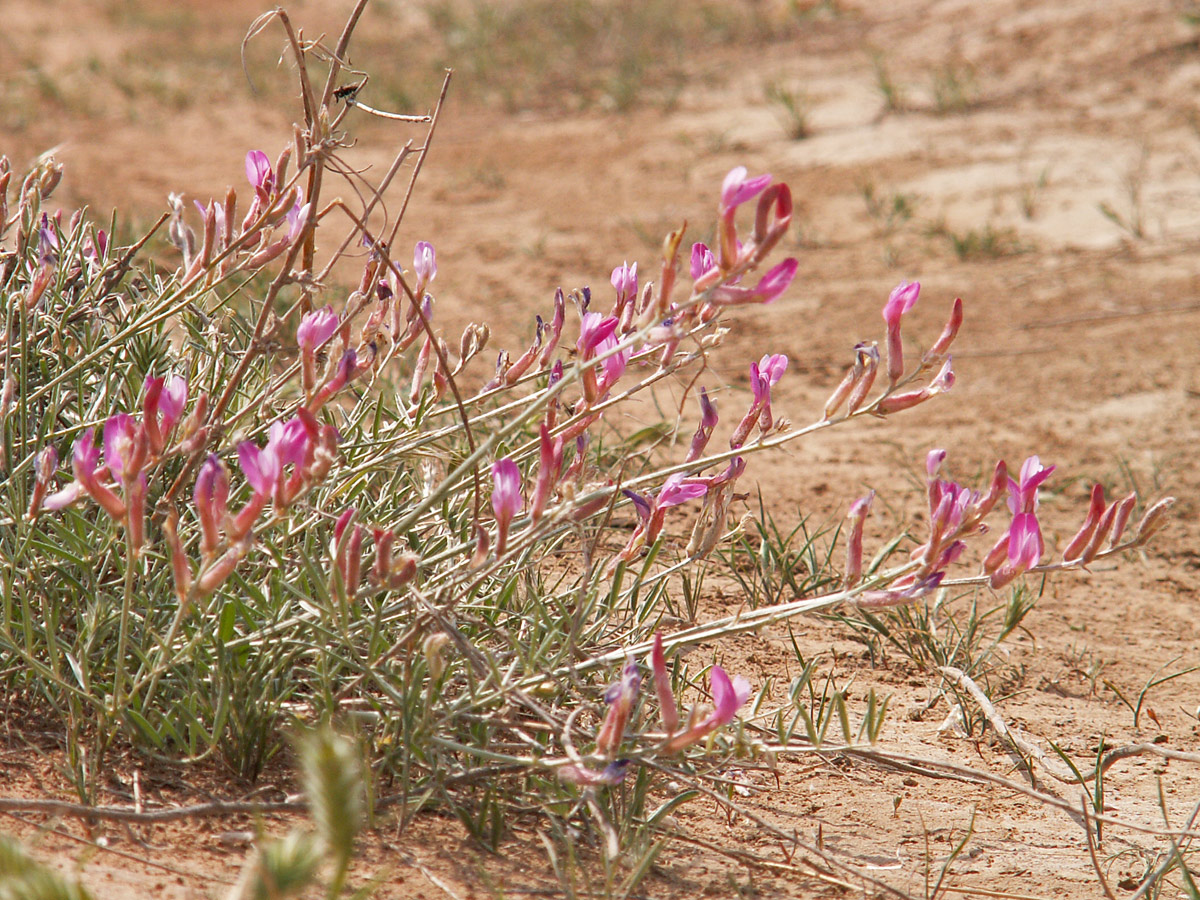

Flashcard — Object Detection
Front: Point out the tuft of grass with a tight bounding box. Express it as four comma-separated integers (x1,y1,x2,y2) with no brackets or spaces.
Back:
764,81,813,140
870,49,906,114
928,219,1028,260
720,496,840,609
930,59,980,114
859,179,921,236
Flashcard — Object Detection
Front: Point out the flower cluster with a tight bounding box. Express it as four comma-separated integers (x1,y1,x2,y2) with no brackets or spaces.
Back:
560,633,752,786
846,448,1175,605
35,375,193,554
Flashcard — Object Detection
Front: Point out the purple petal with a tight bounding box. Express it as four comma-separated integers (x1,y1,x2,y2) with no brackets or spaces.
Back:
245,150,272,191
297,306,340,352
103,414,137,484
709,666,751,727
491,458,522,521
238,441,279,497
160,375,188,430
413,241,437,284
757,353,788,386
656,474,707,509
720,167,773,211
690,242,716,281
882,281,921,326
576,313,619,357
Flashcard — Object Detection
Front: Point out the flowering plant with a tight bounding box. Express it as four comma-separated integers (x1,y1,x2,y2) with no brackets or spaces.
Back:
0,4,1174,893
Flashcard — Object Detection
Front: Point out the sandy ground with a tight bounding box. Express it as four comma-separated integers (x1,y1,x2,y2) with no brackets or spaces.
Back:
3,0,1200,896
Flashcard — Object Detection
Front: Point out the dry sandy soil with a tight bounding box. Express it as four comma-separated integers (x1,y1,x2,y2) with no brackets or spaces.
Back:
3,0,1200,897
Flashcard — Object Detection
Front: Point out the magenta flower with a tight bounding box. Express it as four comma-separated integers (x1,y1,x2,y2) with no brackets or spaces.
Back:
576,312,619,358
194,454,230,558
308,348,359,412
664,665,751,752
926,448,947,478
143,374,187,454
845,490,875,587
656,474,707,509
69,428,125,519
38,213,59,265
709,666,752,728
103,414,144,487
491,457,522,556
685,388,718,463
267,417,310,470
988,511,1044,589
1008,455,1055,515
245,150,273,194
720,166,773,213
882,280,920,385
710,258,798,305
159,375,187,433
648,633,679,735
285,201,310,243
237,441,280,499
297,305,339,389
611,260,638,311
576,313,622,404
731,353,788,446
857,571,946,608
530,423,564,524
596,661,640,758
690,242,717,281
757,352,788,387
413,240,437,289
923,297,964,364
596,333,628,396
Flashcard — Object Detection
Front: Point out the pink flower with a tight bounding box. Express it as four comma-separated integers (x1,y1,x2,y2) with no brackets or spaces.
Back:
413,241,437,289
856,572,945,608
690,242,717,281
103,414,144,487
285,201,310,243
664,665,751,752
530,424,564,525
576,312,619,358
194,454,229,558
655,474,707,509
685,388,718,463
237,441,280,499
308,348,360,412
882,281,920,385
988,511,1044,589
648,633,679,735
611,260,638,310
710,258,798,305
1008,455,1055,515
71,427,125,519
491,457,522,556
143,374,188,454
596,661,640,758
709,666,752,729
845,490,875,588
923,297,963,364
245,150,274,194
720,166,773,213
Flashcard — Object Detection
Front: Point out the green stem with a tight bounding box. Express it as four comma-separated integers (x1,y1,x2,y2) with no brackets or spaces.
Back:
111,544,137,723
